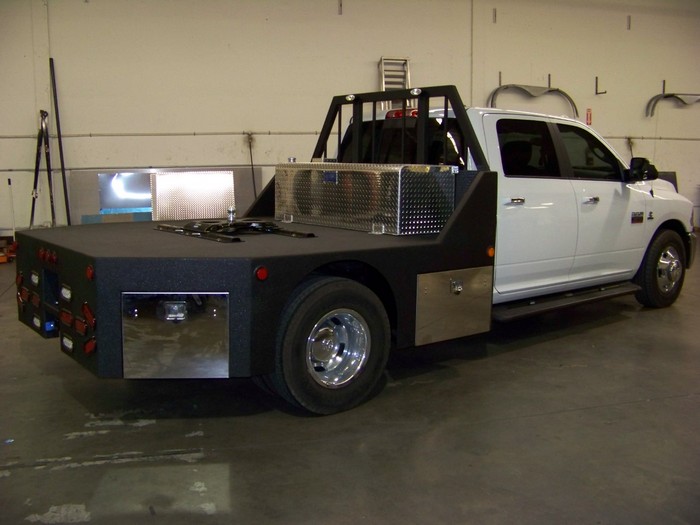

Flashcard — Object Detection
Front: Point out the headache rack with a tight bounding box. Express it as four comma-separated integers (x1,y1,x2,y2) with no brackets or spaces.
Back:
255,86,493,236
311,85,489,170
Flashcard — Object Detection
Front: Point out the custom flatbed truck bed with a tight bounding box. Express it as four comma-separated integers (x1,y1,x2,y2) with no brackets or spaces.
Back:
15,86,694,414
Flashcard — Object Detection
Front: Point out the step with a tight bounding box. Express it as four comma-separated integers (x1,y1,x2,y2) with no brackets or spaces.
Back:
491,282,641,322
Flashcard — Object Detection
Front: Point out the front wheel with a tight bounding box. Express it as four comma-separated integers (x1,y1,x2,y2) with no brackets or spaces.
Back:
267,277,390,415
634,229,687,308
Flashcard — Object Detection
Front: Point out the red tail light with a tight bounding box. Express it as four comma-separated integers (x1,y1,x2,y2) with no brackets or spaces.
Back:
37,247,58,265
84,338,97,355
74,318,88,336
82,302,96,329
60,309,74,327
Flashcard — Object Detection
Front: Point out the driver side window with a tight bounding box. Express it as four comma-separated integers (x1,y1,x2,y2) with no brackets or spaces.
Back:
557,124,623,181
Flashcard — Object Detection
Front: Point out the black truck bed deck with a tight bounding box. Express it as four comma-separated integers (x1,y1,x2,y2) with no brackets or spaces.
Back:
19,219,432,259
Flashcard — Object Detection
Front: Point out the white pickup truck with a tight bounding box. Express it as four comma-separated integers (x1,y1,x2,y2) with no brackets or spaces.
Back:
331,99,696,313
16,86,695,414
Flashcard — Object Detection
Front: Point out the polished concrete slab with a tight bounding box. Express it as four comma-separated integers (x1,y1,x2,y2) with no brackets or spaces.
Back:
1,251,698,524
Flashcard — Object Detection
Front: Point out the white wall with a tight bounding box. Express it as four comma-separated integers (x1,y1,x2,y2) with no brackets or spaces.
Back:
471,0,700,224
1,0,698,232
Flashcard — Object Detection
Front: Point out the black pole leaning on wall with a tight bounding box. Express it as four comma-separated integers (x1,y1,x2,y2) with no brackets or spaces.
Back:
50,58,71,225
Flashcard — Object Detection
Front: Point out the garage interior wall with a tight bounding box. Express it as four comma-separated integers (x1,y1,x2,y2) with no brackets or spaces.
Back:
1,0,698,232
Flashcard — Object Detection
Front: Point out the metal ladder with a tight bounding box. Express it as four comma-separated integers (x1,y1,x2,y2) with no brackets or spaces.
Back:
379,57,411,109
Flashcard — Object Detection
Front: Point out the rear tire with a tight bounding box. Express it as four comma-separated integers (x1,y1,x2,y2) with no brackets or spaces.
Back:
267,277,390,415
634,230,686,308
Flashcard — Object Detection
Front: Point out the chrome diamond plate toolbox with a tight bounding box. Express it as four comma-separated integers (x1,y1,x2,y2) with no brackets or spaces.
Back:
274,163,455,235
151,170,235,221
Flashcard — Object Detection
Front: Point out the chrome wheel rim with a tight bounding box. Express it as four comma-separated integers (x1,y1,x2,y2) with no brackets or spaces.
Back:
656,245,682,294
306,309,370,388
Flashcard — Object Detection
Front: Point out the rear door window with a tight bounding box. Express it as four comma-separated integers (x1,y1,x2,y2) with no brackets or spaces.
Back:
496,119,560,177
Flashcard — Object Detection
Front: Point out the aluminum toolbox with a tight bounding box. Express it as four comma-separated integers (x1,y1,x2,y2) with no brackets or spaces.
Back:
151,170,235,221
274,162,455,235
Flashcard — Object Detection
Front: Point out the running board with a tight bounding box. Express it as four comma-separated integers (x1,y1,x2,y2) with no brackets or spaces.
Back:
492,282,641,322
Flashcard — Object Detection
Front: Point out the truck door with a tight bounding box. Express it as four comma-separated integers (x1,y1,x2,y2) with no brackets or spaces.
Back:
483,114,578,301
555,123,650,283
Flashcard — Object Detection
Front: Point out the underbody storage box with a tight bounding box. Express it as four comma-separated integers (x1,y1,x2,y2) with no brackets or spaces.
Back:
274,162,455,235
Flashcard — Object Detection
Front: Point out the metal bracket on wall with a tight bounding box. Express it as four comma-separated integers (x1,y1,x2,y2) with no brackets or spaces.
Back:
645,92,700,117
486,82,579,118
595,76,607,95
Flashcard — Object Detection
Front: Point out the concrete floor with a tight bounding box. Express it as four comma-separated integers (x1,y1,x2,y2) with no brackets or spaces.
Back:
1,252,698,524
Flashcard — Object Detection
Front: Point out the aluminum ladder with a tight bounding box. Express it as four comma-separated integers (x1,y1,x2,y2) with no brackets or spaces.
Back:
379,57,411,109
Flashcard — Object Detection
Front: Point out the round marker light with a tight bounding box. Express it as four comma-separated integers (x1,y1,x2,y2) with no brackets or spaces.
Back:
255,266,269,281
487,246,495,258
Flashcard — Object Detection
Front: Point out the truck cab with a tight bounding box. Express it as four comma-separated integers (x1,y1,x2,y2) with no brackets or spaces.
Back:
478,107,685,305
326,92,695,311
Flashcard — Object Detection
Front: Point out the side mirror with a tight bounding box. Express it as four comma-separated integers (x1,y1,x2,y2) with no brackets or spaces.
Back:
626,157,659,182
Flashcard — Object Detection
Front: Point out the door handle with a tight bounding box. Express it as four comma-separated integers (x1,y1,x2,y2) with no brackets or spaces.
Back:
508,198,526,205
584,196,600,204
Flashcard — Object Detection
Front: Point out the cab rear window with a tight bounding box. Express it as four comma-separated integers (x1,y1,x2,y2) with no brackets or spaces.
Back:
338,118,468,167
